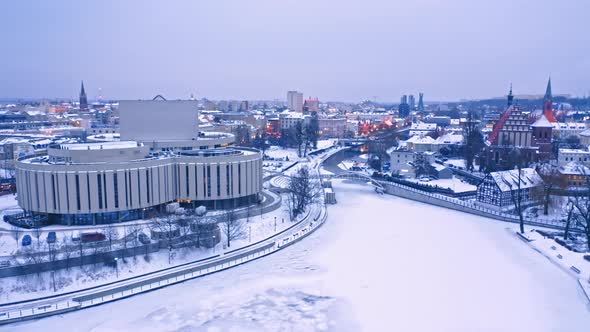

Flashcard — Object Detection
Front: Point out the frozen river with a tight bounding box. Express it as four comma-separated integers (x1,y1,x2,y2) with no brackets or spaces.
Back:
6,181,590,331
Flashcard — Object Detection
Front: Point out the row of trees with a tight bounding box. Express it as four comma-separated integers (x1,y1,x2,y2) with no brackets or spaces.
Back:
504,151,590,250
278,118,320,157
233,115,320,159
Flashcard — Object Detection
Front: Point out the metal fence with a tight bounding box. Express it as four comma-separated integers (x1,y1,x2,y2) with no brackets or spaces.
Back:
0,199,328,325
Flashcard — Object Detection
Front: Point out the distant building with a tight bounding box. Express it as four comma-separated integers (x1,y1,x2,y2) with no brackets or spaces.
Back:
558,162,590,188
79,81,88,111
408,95,415,111
484,84,554,169
417,93,424,112
279,110,304,130
388,148,416,177
240,100,249,112
424,116,451,127
399,95,410,118
405,135,435,152
303,97,319,113
558,148,590,166
551,122,587,139
318,117,346,138
408,122,437,137
287,91,303,113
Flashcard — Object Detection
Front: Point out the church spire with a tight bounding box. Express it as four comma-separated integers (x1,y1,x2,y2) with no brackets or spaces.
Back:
542,77,556,122
507,83,514,107
544,77,552,99
79,80,88,111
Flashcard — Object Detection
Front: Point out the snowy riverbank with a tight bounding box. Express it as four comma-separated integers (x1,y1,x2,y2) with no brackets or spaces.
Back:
8,180,590,331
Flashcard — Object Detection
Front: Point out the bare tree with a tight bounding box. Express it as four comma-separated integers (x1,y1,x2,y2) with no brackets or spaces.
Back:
62,236,72,270
220,209,245,248
564,198,575,241
127,223,142,260
185,217,200,248
536,163,565,215
120,225,130,262
462,110,484,172
569,166,590,250
47,242,58,292
10,225,22,249
103,224,118,252
32,226,42,249
78,237,84,267
507,149,526,234
22,246,43,277
294,121,304,157
150,216,179,264
286,166,322,220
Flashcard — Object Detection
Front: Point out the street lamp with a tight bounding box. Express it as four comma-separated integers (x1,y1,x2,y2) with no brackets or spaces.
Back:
114,257,119,279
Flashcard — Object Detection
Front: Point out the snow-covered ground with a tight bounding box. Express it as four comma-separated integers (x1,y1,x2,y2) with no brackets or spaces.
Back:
0,196,294,304
524,230,590,282
404,175,477,193
444,158,466,169
8,181,590,331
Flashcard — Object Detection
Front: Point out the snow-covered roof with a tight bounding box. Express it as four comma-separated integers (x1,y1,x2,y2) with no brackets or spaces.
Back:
531,114,553,128
0,137,31,145
410,122,437,130
489,168,543,192
559,148,590,155
579,129,590,137
431,163,447,171
406,135,435,144
552,122,586,130
58,141,140,151
435,133,463,145
558,162,590,176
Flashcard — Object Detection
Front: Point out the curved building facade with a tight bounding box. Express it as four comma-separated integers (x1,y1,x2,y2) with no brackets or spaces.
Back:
16,142,262,225
14,100,263,225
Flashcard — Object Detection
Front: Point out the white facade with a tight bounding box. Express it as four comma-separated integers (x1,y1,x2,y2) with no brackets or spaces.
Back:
558,148,590,166
119,100,199,142
389,149,416,177
17,145,262,224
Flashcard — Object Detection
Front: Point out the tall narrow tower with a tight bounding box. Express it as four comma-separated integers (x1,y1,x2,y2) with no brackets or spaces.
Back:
507,84,514,107
417,93,424,112
542,78,556,122
79,81,88,111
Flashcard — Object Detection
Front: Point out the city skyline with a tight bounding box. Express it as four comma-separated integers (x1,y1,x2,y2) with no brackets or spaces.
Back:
1,0,589,101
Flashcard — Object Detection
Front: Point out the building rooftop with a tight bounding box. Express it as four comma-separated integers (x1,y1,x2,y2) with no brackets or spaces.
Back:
531,114,553,128
489,168,543,192
55,141,141,151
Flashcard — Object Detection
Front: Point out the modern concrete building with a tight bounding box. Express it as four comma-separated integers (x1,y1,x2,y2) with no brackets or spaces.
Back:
287,91,303,113
15,100,263,225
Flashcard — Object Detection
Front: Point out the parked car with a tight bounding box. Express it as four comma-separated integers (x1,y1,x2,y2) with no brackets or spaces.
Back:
47,231,57,244
80,231,106,243
71,231,81,242
21,234,32,246
138,233,150,245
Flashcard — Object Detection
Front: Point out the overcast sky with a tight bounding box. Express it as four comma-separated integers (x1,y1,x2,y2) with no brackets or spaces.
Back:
1,0,589,102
